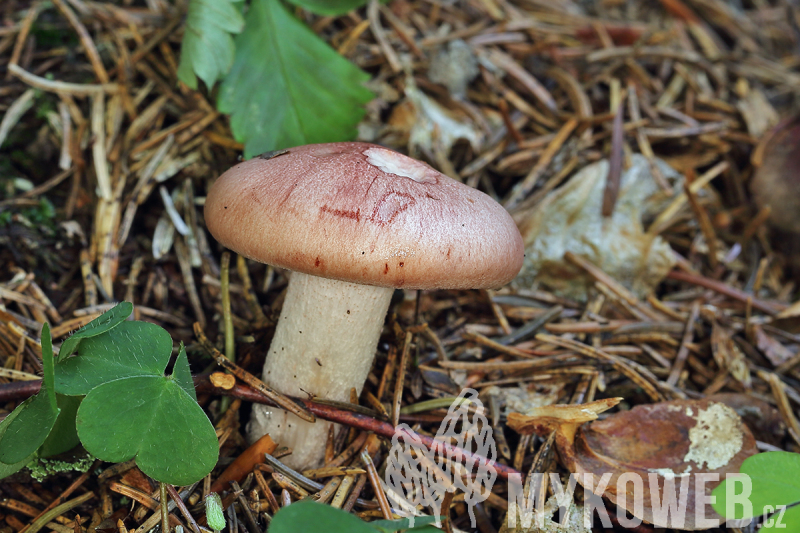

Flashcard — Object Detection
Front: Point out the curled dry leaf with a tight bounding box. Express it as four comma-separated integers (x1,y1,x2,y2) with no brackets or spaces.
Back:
509,399,757,530
427,40,479,99
486,382,565,418
710,320,751,388
507,397,621,439
736,88,779,138
512,154,681,301
387,76,483,164
752,325,795,367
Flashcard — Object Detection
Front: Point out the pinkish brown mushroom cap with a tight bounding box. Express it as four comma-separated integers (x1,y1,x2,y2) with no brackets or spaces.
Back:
204,142,523,289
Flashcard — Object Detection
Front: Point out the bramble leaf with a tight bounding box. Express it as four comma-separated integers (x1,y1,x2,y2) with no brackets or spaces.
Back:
55,321,172,396
284,0,369,16
218,0,373,158
76,375,218,486
57,301,133,362
177,0,244,90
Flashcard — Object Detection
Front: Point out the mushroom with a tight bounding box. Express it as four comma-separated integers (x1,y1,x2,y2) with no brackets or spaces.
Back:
751,117,800,234
751,117,800,276
204,142,523,467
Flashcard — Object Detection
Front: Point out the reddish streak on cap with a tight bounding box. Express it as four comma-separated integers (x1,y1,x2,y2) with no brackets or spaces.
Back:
204,142,524,290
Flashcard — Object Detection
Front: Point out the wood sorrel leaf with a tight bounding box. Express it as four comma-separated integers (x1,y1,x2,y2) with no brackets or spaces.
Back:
0,388,59,464
0,451,35,480
76,374,218,486
39,394,81,458
284,0,369,16
0,324,60,464
56,301,133,363
172,343,196,402
713,451,800,531
269,500,375,533
41,323,57,412
369,516,442,532
56,321,172,396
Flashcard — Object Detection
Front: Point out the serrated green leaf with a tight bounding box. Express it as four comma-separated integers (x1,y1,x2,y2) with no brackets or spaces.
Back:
39,394,81,458
177,0,244,90
77,376,218,486
55,321,172,396
270,500,376,533
218,0,373,158
713,452,800,521
172,343,196,402
0,388,59,464
57,301,133,363
284,0,369,16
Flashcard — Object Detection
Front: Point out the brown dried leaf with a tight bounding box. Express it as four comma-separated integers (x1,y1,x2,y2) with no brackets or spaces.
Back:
513,155,680,301
753,325,795,366
710,320,751,387
506,397,621,437
736,88,779,137
776,300,800,319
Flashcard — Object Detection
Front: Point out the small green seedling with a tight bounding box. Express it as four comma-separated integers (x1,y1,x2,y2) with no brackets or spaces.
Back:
712,451,800,531
205,493,227,533
269,500,442,533
0,303,218,486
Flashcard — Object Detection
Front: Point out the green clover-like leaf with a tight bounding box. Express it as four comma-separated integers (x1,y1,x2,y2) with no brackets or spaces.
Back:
0,324,60,465
284,0,369,16
172,343,197,402
713,451,800,531
57,301,133,363
0,451,36,480
369,517,442,532
270,500,376,533
39,394,81,458
55,321,172,396
76,374,218,486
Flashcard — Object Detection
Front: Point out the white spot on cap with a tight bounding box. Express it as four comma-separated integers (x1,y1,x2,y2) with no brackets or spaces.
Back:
364,147,439,184
683,402,743,470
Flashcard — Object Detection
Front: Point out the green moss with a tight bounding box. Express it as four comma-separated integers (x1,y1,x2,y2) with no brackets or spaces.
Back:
26,451,94,482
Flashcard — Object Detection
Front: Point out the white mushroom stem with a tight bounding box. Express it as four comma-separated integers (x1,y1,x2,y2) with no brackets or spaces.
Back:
248,271,394,468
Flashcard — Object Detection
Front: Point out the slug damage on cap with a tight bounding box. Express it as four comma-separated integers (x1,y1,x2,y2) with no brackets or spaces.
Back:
363,147,439,184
